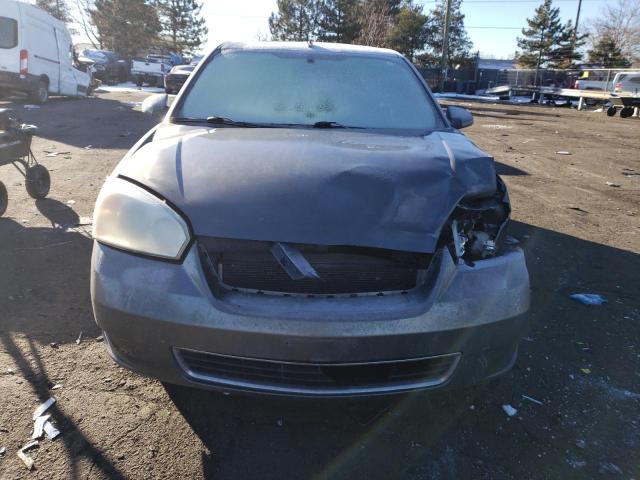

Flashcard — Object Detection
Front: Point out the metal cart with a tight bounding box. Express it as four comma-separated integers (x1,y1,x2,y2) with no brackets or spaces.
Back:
0,108,50,217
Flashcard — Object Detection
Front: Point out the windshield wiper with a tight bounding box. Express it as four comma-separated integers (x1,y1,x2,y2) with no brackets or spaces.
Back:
171,116,260,127
312,121,345,129
206,116,259,127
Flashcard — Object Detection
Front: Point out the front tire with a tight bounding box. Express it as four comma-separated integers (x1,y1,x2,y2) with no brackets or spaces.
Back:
25,165,51,199
0,181,8,217
606,105,617,117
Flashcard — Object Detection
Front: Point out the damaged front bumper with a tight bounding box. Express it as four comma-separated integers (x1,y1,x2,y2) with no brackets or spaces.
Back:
91,237,530,397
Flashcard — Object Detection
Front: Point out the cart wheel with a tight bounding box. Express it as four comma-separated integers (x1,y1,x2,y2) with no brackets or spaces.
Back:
25,164,51,199
620,107,634,118
606,106,617,117
0,181,7,217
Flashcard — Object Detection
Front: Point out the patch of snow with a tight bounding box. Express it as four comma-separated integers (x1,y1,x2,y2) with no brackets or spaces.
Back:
96,82,164,94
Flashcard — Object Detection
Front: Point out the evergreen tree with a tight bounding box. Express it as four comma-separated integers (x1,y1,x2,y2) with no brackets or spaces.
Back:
421,0,473,67
588,34,632,67
91,0,161,57
386,1,429,62
269,0,323,41
317,0,360,43
36,0,70,22
516,0,584,68
156,0,207,56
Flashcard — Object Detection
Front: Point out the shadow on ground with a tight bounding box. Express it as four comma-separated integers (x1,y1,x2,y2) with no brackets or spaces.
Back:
1,95,157,149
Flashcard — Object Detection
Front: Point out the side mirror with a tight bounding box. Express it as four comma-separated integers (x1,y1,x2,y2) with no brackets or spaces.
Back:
446,105,473,129
142,93,169,115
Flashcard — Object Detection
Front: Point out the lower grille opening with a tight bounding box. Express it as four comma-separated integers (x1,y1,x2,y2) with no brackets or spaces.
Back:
176,349,460,394
198,237,431,295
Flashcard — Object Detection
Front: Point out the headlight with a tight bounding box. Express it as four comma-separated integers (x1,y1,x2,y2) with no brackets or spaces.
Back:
93,177,191,260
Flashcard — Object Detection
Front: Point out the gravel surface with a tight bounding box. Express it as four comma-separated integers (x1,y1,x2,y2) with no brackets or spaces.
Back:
0,91,638,479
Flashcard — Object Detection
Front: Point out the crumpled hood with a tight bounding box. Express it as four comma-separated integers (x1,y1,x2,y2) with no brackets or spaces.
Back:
115,125,497,253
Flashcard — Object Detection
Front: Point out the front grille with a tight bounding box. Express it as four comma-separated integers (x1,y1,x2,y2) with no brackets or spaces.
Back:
199,238,430,295
175,348,460,395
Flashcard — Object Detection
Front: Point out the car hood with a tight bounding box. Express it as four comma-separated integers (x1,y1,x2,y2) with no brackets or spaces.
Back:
115,125,497,253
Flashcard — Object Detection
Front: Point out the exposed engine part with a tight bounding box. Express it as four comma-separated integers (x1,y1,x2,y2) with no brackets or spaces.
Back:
445,176,511,262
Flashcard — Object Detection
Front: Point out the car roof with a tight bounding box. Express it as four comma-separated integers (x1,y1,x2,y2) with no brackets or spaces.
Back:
216,41,403,59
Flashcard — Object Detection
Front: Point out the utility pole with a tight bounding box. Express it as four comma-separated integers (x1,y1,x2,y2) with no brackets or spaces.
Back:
574,0,583,32
438,0,453,92
534,24,545,87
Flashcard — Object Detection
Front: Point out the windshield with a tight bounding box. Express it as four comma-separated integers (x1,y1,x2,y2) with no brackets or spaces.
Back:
175,50,442,132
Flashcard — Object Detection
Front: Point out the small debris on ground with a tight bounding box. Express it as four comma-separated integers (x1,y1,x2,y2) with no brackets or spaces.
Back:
76,331,83,344
522,395,543,406
502,404,518,417
570,293,607,305
606,181,621,187
44,421,61,440
33,397,56,420
66,199,76,205
0,446,5,456
599,462,623,475
32,414,50,439
5,368,15,375
23,105,40,110
555,151,571,155
17,441,38,470
576,439,586,449
51,384,63,390
84,145,93,150
50,342,58,348
581,368,592,375
95,335,104,342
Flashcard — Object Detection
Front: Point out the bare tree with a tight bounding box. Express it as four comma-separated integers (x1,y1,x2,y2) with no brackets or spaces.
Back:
354,0,393,47
588,0,640,65
73,0,101,48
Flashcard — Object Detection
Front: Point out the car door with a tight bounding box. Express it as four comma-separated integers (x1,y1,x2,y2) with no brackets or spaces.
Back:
55,27,78,96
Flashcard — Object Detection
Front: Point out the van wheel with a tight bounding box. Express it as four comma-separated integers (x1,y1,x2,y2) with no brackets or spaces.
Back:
620,107,634,118
0,181,8,217
31,79,49,104
25,165,51,199
606,106,617,117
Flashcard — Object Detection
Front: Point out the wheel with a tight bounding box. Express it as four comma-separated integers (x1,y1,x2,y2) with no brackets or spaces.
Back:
620,107,634,118
30,78,49,104
136,76,143,87
25,164,51,199
606,105,617,117
0,181,7,217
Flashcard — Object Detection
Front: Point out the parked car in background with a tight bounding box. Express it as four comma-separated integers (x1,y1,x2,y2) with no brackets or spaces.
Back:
164,64,194,94
131,54,174,87
80,49,127,84
0,0,92,103
612,71,640,95
92,42,530,397
573,70,611,90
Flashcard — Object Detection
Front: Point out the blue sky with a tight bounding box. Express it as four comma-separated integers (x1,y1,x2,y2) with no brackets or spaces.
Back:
201,0,608,59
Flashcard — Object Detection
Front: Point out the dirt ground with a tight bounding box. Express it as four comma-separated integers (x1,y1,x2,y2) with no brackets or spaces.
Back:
0,89,638,480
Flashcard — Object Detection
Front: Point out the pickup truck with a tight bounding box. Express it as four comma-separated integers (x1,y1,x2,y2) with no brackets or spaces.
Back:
131,55,173,87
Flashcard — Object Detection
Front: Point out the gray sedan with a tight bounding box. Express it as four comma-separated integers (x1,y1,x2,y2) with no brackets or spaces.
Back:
91,42,530,397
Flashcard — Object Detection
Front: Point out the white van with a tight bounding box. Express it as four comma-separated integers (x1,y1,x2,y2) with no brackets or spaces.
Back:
0,0,91,103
